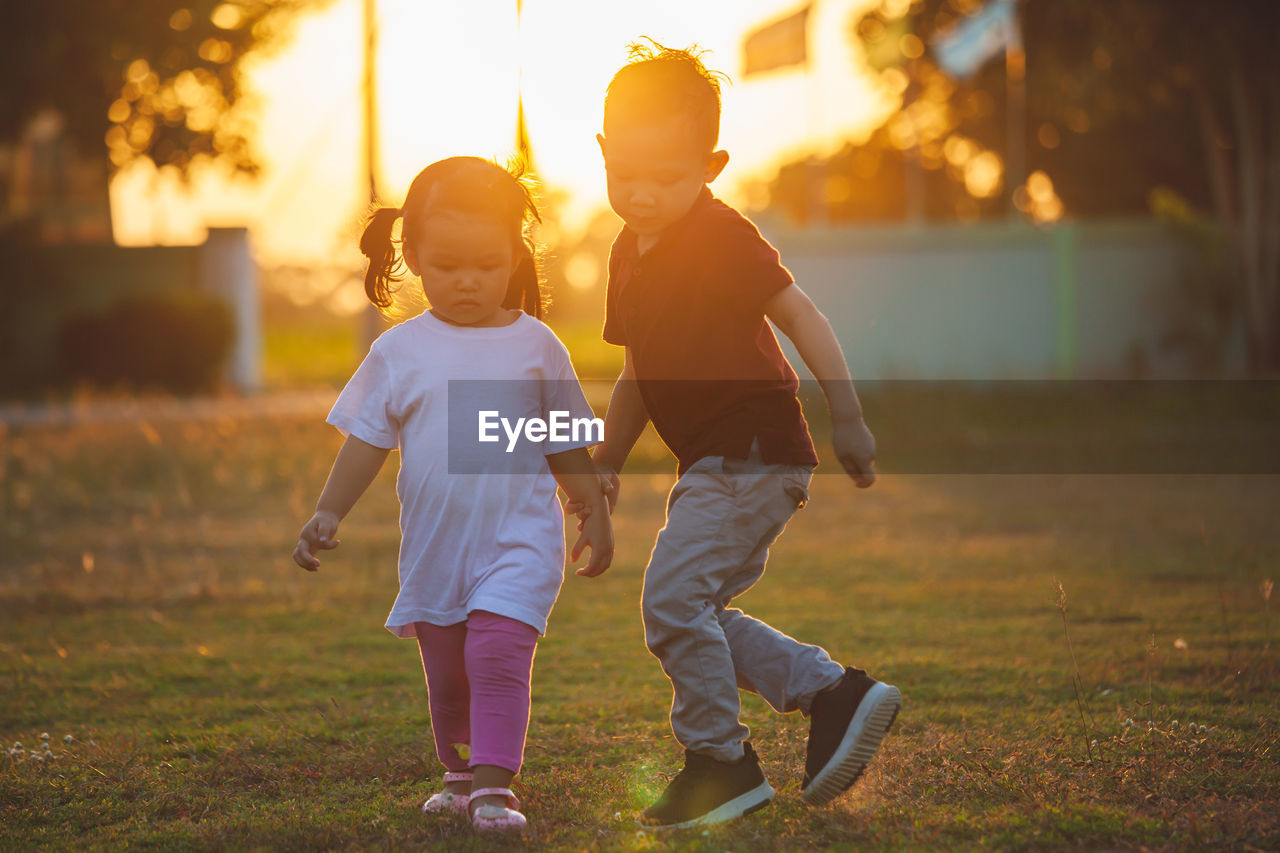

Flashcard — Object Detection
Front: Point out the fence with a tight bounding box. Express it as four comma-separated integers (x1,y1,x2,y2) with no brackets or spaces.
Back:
762,218,1244,379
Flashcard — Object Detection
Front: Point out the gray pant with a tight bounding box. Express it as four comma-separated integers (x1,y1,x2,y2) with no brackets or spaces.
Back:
641,444,846,762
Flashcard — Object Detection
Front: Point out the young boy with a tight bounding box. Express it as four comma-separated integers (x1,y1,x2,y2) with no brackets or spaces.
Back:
588,43,902,830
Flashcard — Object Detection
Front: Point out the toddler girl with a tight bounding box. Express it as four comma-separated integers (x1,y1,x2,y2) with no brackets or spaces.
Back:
292,156,612,834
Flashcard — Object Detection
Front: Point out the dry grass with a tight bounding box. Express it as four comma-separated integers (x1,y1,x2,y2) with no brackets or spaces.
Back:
1,400,1277,850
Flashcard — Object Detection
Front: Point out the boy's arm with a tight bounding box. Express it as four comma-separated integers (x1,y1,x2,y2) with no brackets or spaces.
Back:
293,435,391,570
546,447,614,577
765,284,877,488
591,347,651,510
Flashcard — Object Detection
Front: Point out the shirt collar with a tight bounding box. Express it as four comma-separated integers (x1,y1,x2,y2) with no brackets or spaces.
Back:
619,186,716,261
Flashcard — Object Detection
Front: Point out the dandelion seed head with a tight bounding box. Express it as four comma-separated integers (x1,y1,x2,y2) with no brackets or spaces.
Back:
63,735,73,744
40,732,49,741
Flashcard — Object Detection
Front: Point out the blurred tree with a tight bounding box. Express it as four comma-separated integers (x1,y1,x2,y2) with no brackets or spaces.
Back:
1013,0,1278,369
768,0,1280,370
0,0,326,179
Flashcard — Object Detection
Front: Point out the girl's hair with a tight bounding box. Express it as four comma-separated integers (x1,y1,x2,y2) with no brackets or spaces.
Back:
359,156,544,319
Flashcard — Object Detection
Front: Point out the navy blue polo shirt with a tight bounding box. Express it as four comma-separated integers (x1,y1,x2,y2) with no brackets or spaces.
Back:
603,188,819,475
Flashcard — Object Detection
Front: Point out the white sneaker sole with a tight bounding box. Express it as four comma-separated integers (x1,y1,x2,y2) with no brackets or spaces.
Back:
640,779,775,831
802,681,901,806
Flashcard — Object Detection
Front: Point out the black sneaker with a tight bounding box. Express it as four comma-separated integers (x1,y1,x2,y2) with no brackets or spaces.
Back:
640,742,775,830
801,667,901,805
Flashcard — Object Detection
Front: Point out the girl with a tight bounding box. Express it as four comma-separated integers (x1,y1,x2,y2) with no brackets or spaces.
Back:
292,156,612,834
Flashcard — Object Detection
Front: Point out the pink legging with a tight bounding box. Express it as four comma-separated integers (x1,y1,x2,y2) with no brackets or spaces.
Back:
414,610,540,775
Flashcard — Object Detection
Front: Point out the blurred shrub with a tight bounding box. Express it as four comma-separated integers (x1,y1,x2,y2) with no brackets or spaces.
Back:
1149,186,1237,375
58,294,234,393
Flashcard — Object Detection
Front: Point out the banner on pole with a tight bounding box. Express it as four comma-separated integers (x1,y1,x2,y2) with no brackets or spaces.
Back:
931,0,1020,80
742,4,811,76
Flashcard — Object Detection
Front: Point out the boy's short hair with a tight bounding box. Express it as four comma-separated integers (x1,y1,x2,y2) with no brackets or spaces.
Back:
604,39,728,151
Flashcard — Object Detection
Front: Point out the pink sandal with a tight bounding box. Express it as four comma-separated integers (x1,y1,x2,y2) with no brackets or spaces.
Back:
469,787,526,833
422,771,472,815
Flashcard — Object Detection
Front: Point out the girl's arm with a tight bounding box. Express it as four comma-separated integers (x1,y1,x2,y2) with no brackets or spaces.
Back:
546,447,614,578
293,435,392,571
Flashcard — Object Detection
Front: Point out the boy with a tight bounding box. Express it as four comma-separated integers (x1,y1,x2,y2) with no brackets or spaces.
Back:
586,42,901,829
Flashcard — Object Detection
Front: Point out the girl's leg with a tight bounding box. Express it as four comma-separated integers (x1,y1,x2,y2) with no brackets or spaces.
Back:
415,620,471,792
463,610,539,809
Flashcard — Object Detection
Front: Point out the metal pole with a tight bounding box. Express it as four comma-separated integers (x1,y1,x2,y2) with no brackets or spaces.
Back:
362,0,382,349
364,0,378,205
515,0,533,170
1005,0,1025,218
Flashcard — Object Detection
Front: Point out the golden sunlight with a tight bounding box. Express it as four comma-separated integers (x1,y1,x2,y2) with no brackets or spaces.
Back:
111,0,889,262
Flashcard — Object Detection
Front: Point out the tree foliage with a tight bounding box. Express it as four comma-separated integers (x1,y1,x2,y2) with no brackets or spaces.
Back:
1,0,324,178
768,0,1280,369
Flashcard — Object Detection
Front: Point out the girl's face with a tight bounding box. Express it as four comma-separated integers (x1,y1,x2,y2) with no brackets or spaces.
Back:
406,210,518,327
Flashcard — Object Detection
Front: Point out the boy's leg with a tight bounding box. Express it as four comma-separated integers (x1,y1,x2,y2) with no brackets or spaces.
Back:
710,461,844,714
719,608,844,713
708,455,901,806
415,620,472,776
638,452,828,828
641,457,759,762
463,609,539,810
642,450,839,756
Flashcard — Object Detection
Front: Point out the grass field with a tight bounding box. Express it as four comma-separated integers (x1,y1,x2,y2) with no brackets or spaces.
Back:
1,398,1278,851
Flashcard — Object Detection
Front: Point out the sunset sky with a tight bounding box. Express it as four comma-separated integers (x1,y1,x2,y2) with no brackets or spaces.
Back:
109,0,892,263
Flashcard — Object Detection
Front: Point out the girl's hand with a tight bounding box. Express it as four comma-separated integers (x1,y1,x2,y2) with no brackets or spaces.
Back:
571,507,614,578
293,510,341,571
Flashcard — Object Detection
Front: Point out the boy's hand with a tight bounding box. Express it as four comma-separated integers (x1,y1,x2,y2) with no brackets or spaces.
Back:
565,465,620,518
570,507,614,578
833,417,877,488
293,510,341,571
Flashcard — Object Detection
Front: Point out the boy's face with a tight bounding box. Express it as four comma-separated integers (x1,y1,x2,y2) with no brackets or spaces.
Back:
598,116,728,240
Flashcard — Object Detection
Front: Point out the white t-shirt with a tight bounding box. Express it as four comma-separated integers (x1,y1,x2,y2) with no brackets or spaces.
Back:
327,310,597,637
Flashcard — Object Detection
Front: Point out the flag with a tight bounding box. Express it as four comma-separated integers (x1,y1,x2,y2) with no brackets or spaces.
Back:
742,4,811,76
931,0,1020,80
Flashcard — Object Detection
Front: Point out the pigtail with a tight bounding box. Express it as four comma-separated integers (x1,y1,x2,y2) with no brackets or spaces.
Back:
359,207,404,309
504,244,544,320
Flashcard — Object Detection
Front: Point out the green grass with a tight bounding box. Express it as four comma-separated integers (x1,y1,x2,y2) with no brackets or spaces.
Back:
1,401,1277,850
261,320,363,391
260,312,621,392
